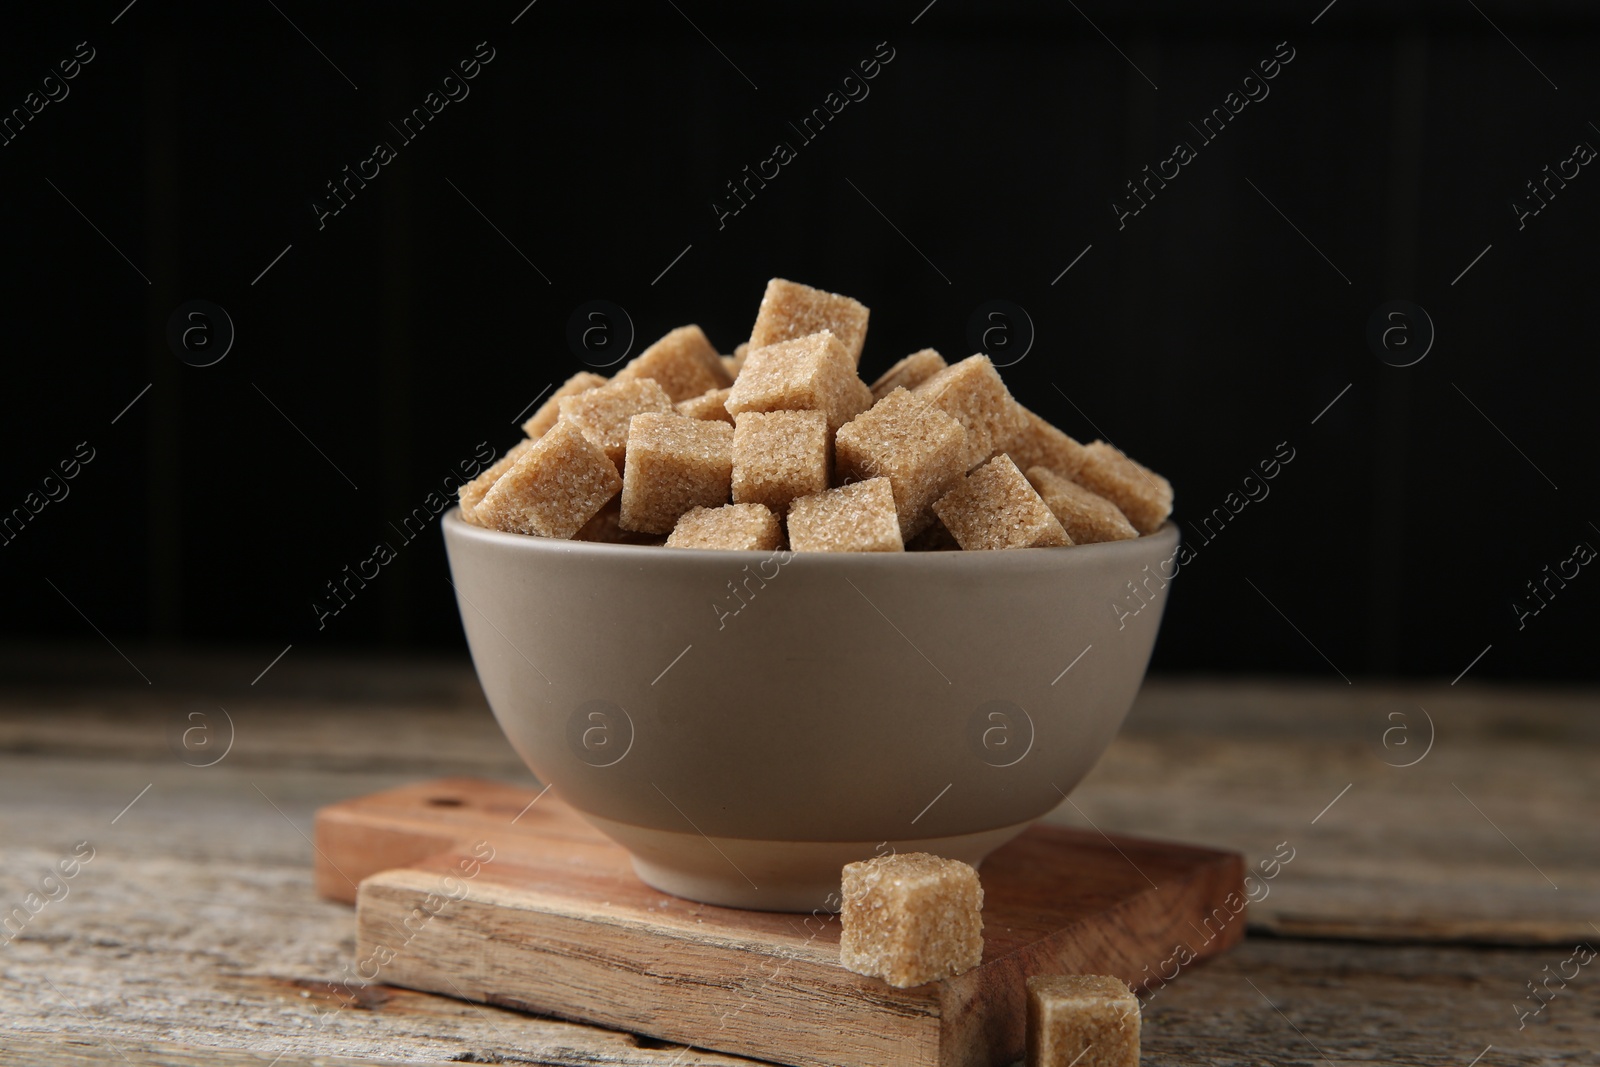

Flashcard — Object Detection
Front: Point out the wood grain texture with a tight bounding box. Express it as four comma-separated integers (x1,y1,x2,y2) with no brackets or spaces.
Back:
1086,680,1600,946
4,659,1593,946
319,778,1243,1067
0,651,1595,1064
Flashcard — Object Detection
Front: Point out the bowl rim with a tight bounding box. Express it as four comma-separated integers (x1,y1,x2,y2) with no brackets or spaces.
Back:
444,507,1180,566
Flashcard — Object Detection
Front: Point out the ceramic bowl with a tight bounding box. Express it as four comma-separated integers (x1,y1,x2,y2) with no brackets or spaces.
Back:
443,509,1178,911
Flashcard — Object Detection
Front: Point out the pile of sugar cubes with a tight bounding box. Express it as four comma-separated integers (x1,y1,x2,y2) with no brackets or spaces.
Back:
459,279,1173,551
841,852,1141,1066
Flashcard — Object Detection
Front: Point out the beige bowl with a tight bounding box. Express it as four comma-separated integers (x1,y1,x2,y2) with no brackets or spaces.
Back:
443,509,1177,911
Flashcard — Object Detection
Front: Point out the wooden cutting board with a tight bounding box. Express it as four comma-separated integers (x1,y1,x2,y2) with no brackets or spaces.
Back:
314,778,1245,1067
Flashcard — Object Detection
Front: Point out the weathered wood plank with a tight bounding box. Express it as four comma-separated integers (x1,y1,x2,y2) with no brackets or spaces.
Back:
0,757,756,1066
1069,682,1600,945
13,664,1589,944
0,1036,467,1067
1142,937,1599,1066
1,656,1596,1064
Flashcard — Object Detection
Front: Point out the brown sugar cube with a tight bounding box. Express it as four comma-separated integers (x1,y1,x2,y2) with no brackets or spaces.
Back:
666,503,783,551
574,497,663,545
677,387,734,424
732,410,829,517
521,372,608,439
870,348,947,401
1073,441,1174,535
722,342,749,381
612,325,732,401
457,439,534,522
834,388,966,539
846,376,875,425
1026,467,1138,545
905,517,960,551
915,355,1028,471
1025,975,1140,1067
619,414,734,535
559,377,675,472
786,478,903,553
725,330,869,434
933,455,1070,551
473,421,621,538
1006,406,1089,481
748,278,870,367
839,852,983,988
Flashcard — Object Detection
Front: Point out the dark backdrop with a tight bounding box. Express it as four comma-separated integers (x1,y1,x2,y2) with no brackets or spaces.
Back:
3,0,1596,682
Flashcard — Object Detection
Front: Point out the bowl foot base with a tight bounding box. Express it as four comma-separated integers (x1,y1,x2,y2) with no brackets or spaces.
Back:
585,813,1033,912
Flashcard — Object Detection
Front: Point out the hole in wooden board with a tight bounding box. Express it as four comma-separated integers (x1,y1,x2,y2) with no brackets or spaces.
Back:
426,796,465,807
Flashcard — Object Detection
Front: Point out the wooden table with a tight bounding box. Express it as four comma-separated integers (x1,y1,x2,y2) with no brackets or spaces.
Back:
1,648,1595,1066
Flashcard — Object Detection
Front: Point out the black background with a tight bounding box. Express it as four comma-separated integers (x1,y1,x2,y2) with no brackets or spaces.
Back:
2,0,1596,682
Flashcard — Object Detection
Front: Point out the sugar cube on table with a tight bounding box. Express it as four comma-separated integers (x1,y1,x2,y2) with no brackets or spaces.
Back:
521,372,608,439
725,330,871,434
786,478,903,553
1026,466,1138,545
677,387,734,424
748,278,870,367
834,387,966,539
612,325,731,402
732,410,830,517
1006,406,1089,481
457,438,534,522
916,355,1029,471
933,455,1070,550
559,378,675,472
473,421,621,538
665,503,783,550
1025,975,1140,1067
619,413,734,535
839,852,984,988
1072,441,1174,535
870,348,947,401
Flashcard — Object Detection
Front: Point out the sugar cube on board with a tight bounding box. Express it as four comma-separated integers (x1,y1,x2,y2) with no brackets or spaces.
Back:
1025,975,1140,1067
839,852,984,988
732,410,830,517
612,325,732,401
521,372,608,439
473,421,621,538
916,355,1028,471
619,414,734,535
870,348,947,401
666,503,783,551
933,455,1070,550
749,278,870,367
786,478,903,553
834,388,966,539
559,378,675,472
1072,441,1174,535
1025,467,1138,545
725,330,870,434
